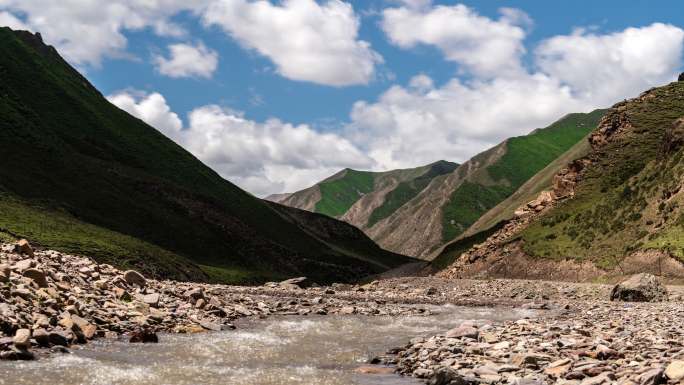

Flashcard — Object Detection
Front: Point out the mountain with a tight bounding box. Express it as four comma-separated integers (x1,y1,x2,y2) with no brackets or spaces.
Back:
439,79,684,281
278,112,604,259
0,28,415,284
277,160,458,232
377,111,606,259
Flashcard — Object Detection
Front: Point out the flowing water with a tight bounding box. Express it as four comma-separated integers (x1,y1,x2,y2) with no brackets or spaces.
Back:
0,305,533,385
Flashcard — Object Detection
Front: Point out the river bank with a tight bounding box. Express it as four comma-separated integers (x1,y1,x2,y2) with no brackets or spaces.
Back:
2,240,684,385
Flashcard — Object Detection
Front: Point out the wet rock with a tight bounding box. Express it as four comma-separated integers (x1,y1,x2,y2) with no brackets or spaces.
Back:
610,273,668,302
0,346,34,361
71,314,97,339
23,268,48,287
33,328,50,347
48,331,69,347
123,270,146,287
355,365,395,375
129,328,158,343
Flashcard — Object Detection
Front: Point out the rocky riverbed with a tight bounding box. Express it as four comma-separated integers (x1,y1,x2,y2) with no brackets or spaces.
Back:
2,240,684,385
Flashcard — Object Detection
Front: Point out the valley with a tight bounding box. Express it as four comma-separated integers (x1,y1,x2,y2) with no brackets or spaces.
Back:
1,3,684,384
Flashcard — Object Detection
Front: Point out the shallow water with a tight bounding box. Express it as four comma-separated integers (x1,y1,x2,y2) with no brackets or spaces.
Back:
0,305,533,385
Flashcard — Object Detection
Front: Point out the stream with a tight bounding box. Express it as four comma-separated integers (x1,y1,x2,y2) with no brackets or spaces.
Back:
0,305,533,385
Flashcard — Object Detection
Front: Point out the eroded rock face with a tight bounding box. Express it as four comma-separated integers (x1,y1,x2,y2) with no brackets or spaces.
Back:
610,273,668,302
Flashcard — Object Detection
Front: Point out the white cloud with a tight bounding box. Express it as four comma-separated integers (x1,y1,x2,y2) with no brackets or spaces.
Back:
154,42,218,78
381,4,528,77
536,23,684,106
0,1,206,66
107,91,183,133
107,91,373,196
348,74,585,170
202,0,382,86
0,11,28,30
355,14,684,171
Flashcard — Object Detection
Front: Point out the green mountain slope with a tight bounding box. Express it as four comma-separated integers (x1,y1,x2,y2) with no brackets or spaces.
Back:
441,110,606,242
364,110,605,259
438,80,684,281
0,28,413,284
279,161,458,227
520,82,684,267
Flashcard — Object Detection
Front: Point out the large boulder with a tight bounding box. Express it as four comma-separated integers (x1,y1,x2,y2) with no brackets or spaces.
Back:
14,239,34,257
123,270,146,287
610,273,668,302
678,72,684,82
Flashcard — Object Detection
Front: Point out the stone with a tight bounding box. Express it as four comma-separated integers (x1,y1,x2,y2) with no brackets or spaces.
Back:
279,277,311,288
679,72,684,82
71,314,97,339
143,293,160,307
638,368,664,385
123,270,146,287
0,264,10,282
13,329,31,349
510,354,544,369
183,288,204,301
354,365,395,375
23,268,48,287
12,259,33,272
424,287,438,296
446,325,478,339
199,321,222,331
665,360,684,381
0,347,35,361
610,273,668,302
33,328,50,347
14,239,34,257
129,328,158,343
48,332,69,347
339,306,356,315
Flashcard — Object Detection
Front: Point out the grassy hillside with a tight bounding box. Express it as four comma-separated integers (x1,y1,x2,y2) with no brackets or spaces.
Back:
441,110,606,242
367,161,458,227
520,82,684,267
0,28,413,284
315,169,375,217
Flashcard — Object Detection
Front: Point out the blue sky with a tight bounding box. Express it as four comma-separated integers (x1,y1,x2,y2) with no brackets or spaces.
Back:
1,0,683,195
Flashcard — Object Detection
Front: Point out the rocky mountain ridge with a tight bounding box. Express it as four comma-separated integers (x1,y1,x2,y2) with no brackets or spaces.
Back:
439,80,684,281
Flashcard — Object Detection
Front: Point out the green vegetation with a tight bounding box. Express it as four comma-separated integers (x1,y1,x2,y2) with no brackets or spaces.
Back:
441,110,605,242
315,170,375,217
430,222,505,271
520,82,684,266
367,161,458,227
0,28,413,284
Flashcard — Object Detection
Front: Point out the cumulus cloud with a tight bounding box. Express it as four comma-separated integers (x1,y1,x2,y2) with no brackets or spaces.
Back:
0,1,205,66
360,3,684,172
381,4,528,77
107,91,183,133
536,23,684,106
154,43,218,79
107,91,373,196
0,11,29,30
202,0,382,86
